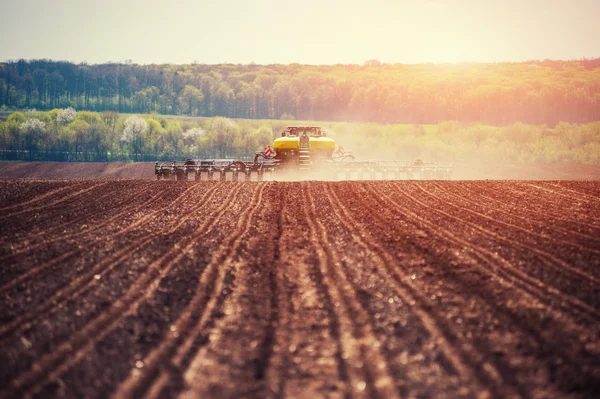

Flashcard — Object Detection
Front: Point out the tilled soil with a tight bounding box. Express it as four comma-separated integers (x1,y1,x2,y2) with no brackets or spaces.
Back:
0,179,599,399
0,162,153,179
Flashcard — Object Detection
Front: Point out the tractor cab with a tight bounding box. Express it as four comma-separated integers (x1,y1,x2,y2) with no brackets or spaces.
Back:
280,126,327,138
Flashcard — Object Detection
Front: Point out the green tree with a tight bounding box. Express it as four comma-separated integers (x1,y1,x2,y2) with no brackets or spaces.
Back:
20,118,47,156
145,117,164,154
121,116,147,160
178,85,204,116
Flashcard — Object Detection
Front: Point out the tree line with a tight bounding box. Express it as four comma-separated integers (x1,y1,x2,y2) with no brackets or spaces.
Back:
1,109,599,164
1,59,600,126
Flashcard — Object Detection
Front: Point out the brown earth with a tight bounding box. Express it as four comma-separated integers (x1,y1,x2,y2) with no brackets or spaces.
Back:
0,162,154,179
0,179,599,398
0,161,599,180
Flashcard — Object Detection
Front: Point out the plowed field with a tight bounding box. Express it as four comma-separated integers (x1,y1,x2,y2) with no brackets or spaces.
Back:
1,179,599,398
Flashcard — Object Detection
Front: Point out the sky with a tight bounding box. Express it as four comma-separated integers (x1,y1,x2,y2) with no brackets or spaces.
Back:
1,0,599,65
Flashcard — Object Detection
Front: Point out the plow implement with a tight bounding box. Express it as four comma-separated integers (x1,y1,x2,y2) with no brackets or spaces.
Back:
155,158,452,181
155,158,278,181
155,125,453,181
324,159,452,180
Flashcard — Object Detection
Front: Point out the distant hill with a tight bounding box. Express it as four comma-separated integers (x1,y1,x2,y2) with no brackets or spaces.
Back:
1,59,600,125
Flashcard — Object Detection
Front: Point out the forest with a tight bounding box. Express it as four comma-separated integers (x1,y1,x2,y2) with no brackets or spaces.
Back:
1,59,600,126
1,109,599,164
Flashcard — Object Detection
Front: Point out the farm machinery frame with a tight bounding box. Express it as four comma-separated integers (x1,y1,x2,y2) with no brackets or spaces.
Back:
155,126,453,181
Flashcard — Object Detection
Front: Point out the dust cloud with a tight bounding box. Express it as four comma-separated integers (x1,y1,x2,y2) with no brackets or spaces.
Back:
0,161,598,181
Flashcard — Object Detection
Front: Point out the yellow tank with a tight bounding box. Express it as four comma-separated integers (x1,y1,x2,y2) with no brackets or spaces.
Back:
309,136,336,155
273,136,299,152
273,127,336,160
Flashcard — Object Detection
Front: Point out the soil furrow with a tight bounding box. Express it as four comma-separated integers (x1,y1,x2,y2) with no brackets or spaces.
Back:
416,182,600,282
0,185,165,268
408,182,600,311
255,186,286,399
1,182,246,397
0,181,157,249
375,183,600,383
546,181,600,198
0,181,108,222
263,182,352,399
0,184,219,340
1,177,599,398
0,182,198,296
0,181,86,212
258,185,292,399
117,182,267,398
297,183,383,399
325,183,510,398
170,183,272,398
388,182,600,323
0,182,182,289
356,182,599,398
433,181,600,244
524,182,600,205
0,182,216,386
469,181,600,231
515,182,600,222
305,182,399,399
35,182,252,399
